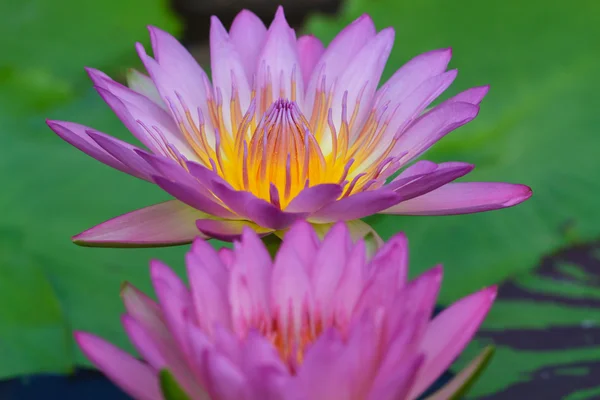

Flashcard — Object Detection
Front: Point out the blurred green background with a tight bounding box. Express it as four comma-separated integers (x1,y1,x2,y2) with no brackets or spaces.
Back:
1,0,599,397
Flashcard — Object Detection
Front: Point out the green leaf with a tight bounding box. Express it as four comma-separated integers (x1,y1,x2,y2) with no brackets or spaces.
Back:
0,0,184,379
0,231,72,377
455,244,600,398
425,346,495,400
159,369,194,400
305,0,600,303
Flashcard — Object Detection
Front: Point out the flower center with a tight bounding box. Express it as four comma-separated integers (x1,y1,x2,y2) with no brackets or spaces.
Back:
164,76,401,209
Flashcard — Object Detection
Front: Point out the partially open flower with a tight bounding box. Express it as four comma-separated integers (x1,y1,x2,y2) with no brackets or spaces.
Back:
48,7,531,246
76,221,496,400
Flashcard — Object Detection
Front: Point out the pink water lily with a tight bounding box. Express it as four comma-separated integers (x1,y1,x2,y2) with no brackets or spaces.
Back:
76,221,496,400
48,7,531,246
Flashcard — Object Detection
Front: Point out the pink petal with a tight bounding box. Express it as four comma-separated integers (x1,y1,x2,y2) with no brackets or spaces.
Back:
309,189,402,223
310,222,352,324
285,184,343,213
378,48,452,101
354,233,409,313
385,266,443,345
211,182,306,229
73,200,208,247
210,16,252,133
332,28,395,140
137,27,213,143
121,284,165,336
238,331,289,398
256,7,303,104
88,68,195,160
293,329,348,399
195,218,273,242
46,120,148,180
445,85,490,106
122,315,165,368
229,10,267,80
393,162,474,201
153,176,237,219
367,354,424,400
86,129,157,179
304,14,376,112
126,68,166,108
378,70,458,151
393,102,480,164
75,332,162,400
204,351,251,400
135,150,199,187
332,240,367,327
278,220,320,268
386,160,439,191
271,235,315,345
228,228,272,336
186,248,231,335
408,286,497,399
297,35,325,85
151,261,196,360
381,182,533,215
190,238,229,288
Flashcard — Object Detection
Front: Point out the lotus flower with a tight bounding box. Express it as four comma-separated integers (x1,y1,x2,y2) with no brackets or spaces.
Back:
76,221,496,400
48,7,531,246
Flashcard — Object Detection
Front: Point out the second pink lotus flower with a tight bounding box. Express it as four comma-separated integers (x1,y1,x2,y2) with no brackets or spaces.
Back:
77,221,496,399
48,7,531,246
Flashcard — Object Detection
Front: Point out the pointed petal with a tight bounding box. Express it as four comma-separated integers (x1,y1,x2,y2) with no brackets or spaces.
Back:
121,283,166,336
332,28,395,139
445,85,490,106
408,287,497,399
211,182,306,229
88,68,196,160
122,315,166,368
382,182,532,215
187,249,231,335
305,14,376,111
271,239,314,348
210,16,252,133
310,222,352,323
285,184,343,213
297,35,325,85
137,27,213,142
380,70,458,147
126,68,166,108
354,233,410,313
394,162,474,201
378,48,452,100
204,351,251,400
150,260,197,360
394,102,480,164
75,332,162,400
228,228,273,336
47,120,148,180
153,176,237,219
73,200,208,247
86,129,157,179
276,220,320,268
195,218,273,242
256,7,304,104
229,10,267,80
309,189,402,223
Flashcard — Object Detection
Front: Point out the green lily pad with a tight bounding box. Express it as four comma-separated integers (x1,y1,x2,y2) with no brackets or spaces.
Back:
457,243,600,398
0,0,182,378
